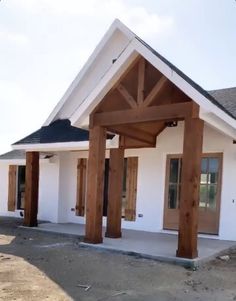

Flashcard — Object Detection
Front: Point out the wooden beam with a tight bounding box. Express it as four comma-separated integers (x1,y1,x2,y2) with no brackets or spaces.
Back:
137,58,145,105
117,84,137,109
119,136,155,149
141,76,168,108
105,148,124,238
24,152,39,227
155,123,166,137
107,125,156,145
176,117,204,259
84,126,106,244
92,102,198,127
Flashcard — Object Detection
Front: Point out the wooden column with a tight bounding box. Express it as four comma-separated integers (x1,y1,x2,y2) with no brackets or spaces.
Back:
105,147,124,238
176,117,204,259
23,152,39,227
84,126,106,244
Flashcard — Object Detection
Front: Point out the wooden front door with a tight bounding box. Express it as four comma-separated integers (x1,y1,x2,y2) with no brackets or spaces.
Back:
163,153,223,235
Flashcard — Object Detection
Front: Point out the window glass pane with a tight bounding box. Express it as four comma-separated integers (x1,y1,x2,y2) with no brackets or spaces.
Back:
179,159,182,182
201,158,208,173
209,172,218,184
208,158,219,184
169,159,179,183
17,166,25,210
168,184,178,209
208,185,217,210
209,158,219,173
200,173,208,184
201,158,208,184
200,184,207,208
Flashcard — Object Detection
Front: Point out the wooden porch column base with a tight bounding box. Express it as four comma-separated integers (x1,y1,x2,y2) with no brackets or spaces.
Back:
176,117,204,259
105,148,124,239
84,237,103,244
105,232,122,239
84,126,106,244
23,152,39,227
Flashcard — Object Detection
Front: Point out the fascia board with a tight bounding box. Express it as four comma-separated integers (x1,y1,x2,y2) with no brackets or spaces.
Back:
70,40,139,126
11,138,118,152
43,19,134,127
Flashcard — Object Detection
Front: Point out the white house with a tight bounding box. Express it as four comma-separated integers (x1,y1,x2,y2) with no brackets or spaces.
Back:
1,19,236,259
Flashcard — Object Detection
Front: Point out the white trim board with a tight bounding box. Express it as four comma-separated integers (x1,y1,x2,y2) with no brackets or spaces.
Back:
12,137,119,152
44,19,135,126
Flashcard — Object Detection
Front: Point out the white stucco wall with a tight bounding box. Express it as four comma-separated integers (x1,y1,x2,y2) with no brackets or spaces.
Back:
0,158,59,223
54,29,131,123
50,122,236,241
1,122,236,241
38,158,59,223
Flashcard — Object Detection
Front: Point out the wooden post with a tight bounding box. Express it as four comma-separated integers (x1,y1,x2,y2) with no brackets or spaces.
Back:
176,117,204,259
23,152,39,227
105,147,124,238
84,126,106,244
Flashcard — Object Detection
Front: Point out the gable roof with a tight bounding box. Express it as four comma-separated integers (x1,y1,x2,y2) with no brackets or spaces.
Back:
12,19,236,150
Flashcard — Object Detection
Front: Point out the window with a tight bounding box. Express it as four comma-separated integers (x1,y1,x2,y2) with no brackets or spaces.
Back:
167,158,181,209
167,155,221,211
75,156,138,221
17,166,26,210
102,157,138,221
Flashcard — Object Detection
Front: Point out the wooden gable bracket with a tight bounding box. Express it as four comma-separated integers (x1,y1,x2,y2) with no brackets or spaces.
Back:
91,101,199,127
115,57,168,109
117,84,138,109
141,76,168,108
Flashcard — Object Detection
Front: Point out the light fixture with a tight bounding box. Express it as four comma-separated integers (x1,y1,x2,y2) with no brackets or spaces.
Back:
165,121,178,127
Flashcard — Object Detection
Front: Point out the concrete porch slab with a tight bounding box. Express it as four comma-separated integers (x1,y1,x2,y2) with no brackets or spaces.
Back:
20,222,85,238
22,222,236,268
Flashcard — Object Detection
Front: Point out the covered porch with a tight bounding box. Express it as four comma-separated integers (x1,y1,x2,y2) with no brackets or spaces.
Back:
19,55,206,260
15,53,230,260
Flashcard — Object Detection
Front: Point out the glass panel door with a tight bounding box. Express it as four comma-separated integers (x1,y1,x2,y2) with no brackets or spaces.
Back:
164,153,222,234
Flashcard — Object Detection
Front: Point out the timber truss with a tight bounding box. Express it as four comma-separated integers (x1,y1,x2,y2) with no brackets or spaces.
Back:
90,56,199,148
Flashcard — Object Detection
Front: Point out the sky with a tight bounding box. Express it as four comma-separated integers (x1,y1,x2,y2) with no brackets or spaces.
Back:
0,0,236,153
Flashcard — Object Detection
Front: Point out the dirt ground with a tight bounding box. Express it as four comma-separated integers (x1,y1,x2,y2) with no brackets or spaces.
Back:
0,218,236,301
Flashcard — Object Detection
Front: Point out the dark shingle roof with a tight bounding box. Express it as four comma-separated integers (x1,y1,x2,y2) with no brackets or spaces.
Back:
0,150,53,160
13,119,113,145
208,87,236,119
0,150,26,160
